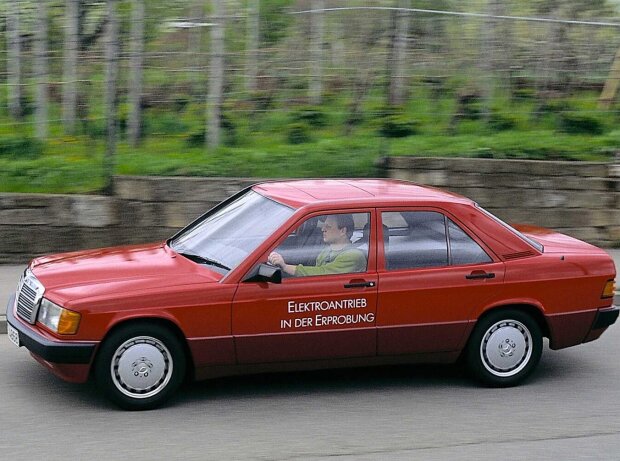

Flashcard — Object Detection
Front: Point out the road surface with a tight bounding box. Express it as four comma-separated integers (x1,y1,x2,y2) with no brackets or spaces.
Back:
1,327,619,460
1,253,619,460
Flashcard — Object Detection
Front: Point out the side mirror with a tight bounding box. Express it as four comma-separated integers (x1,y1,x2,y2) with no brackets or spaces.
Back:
243,263,282,284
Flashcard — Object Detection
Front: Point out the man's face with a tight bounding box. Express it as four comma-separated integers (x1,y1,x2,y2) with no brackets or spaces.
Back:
321,216,346,244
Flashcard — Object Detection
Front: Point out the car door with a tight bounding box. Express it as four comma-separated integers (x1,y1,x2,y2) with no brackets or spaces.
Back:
232,209,378,364
376,208,505,356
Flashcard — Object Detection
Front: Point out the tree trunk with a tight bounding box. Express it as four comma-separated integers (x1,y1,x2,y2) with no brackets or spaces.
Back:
63,0,79,134
599,46,620,109
104,0,120,195
480,0,504,120
129,0,145,147
188,2,203,96
6,1,22,119
309,0,324,105
330,17,344,69
535,6,563,107
35,1,49,139
387,0,409,106
345,67,374,136
207,0,225,149
245,0,260,94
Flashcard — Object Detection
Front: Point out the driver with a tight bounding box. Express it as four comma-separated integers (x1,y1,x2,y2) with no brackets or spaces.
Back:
268,214,366,276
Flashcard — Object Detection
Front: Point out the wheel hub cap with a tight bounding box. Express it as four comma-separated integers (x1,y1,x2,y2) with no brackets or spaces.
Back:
132,357,154,377
111,337,173,399
481,320,532,378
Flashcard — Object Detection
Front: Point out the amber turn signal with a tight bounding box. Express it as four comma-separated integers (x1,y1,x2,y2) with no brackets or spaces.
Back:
602,280,616,299
57,309,82,335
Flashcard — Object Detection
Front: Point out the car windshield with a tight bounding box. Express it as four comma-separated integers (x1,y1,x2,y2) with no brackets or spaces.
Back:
170,190,294,273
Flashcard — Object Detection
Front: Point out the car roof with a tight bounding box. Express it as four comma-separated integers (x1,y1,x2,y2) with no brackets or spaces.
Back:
252,179,472,208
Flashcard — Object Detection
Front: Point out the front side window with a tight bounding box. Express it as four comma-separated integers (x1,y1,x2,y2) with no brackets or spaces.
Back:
268,213,370,277
170,190,294,273
382,211,492,270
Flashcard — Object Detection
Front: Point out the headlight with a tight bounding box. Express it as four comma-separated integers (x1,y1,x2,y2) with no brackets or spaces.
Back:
38,298,81,335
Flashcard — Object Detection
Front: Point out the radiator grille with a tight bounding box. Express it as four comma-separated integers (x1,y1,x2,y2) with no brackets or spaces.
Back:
15,271,44,324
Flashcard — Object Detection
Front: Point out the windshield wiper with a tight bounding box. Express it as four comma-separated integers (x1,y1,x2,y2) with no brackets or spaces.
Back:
178,252,231,271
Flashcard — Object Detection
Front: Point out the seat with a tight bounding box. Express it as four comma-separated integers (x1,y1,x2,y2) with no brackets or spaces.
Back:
355,223,389,253
386,222,448,270
279,217,325,266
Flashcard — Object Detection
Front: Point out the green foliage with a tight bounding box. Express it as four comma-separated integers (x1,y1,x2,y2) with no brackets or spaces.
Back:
184,114,238,148
345,112,365,127
291,107,329,127
1,122,618,194
82,118,107,139
250,91,275,111
0,77,619,194
185,129,205,148
144,112,190,136
260,0,295,46
454,90,483,121
460,104,482,121
379,114,418,138
534,100,570,116
533,0,615,17
488,112,517,132
557,111,605,135
0,153,104,193
511,88,536,101
220,113,239,147
0,136,44,160
286,123,312,144
172,96,191,113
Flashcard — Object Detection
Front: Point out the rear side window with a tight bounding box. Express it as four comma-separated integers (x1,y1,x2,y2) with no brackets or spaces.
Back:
447,219,492,266
382,211,492,270
383,211,448,270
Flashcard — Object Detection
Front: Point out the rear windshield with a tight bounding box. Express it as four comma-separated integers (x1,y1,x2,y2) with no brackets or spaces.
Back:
476,205,544,252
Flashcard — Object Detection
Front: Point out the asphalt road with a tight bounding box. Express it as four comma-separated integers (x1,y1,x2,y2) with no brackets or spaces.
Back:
1,254,620,460
0,264,23,333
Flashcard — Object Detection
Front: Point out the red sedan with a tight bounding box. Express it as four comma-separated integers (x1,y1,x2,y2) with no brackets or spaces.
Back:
6,179,618,410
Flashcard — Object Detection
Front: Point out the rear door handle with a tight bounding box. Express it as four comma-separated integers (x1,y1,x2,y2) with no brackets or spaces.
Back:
344,281,376,288
466,271,495,280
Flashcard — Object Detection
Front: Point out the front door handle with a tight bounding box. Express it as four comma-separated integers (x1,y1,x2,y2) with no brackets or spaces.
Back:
344,281,376,288
466,271,495,280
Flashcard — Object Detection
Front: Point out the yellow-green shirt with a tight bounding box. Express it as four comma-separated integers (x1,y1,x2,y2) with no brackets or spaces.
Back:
296,245,367,277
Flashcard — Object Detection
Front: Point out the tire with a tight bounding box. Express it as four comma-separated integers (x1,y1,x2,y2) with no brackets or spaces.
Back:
95,323,186,410
466,309,542,387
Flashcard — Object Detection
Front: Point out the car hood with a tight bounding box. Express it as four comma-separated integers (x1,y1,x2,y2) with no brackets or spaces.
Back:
30,242,222,306
513,224,606,255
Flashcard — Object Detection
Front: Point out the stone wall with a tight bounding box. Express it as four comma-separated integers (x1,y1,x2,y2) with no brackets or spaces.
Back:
385,157,620,247
1,161,619,263
0,177,257,263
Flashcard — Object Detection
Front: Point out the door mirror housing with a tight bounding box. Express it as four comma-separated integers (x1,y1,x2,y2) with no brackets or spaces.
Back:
243,263,282,284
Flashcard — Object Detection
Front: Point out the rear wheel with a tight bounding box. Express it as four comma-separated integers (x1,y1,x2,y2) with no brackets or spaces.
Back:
95,323,186,410
467,309,542,387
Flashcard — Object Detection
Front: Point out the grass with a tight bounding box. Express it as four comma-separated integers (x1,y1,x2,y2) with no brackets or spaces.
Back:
0,88,618,194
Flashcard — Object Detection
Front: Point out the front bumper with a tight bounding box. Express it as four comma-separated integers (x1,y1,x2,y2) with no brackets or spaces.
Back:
6,293,97,364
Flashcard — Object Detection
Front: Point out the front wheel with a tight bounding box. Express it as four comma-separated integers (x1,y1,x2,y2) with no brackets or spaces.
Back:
95,323,186,410
466,309,542,387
